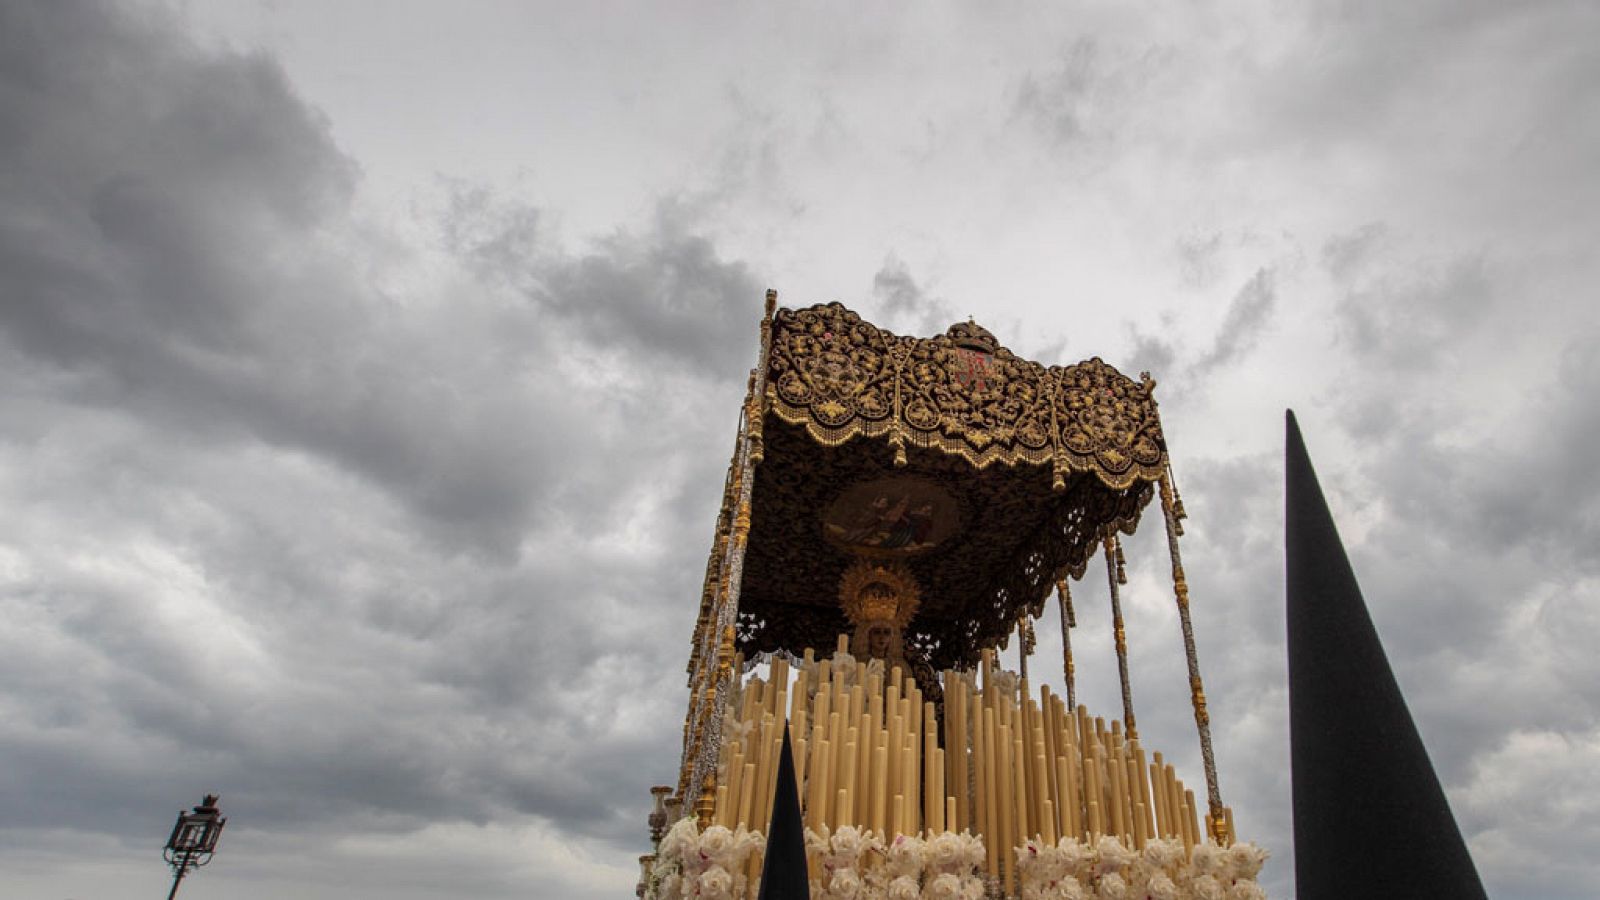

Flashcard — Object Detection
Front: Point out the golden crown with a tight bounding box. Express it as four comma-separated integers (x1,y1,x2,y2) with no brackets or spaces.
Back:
838,559,921,628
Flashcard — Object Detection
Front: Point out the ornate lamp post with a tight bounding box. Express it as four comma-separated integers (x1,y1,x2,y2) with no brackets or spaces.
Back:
162,794,226,900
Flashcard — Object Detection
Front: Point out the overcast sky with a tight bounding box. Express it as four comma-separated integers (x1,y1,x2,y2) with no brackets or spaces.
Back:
2,2,1597,898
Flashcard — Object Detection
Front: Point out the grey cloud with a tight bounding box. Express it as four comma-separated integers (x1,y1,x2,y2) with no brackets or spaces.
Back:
0,4,755,896
871,254,956,336
1335,251,1494,371
1122,327,1176,380
1176,232,1224,290
1320,222,1386,283
1195,267,1276,373
1013,38,1100,144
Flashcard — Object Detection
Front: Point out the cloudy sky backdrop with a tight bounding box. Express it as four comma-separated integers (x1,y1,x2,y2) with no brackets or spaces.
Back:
3,1,1597,897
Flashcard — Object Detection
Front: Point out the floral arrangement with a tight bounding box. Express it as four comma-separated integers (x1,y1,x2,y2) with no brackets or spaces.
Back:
649,817,766,900
800,651,885,700
651,818,1268,900
1014,836,1269,900
806,826,988,900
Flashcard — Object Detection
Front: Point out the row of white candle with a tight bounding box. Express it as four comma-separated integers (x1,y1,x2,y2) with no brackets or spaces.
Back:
710,637,1234,894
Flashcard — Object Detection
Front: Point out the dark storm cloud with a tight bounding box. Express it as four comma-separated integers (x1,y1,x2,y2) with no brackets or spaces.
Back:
0,3,759,894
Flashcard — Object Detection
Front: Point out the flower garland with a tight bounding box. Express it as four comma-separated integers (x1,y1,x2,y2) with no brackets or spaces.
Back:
650,818,1268,900
806,826,988,900
650,818,766,900
1014,836,1269,900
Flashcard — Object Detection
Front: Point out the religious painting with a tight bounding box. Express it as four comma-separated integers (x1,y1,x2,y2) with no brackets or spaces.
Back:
822,477,959,557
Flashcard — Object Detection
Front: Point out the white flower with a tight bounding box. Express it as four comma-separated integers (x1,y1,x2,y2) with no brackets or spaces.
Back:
887,874,919,900
885,833,924,877
1188,874,1224,900
697,825,736,866
1225,842,1269,880
1096,872,1128,899
1056,837,1094,875
1142,872,1179,900
829,866,862,899
698,864,734,900
925,832,965,870
1094,835,1134,871
1058,875,1087,900
924,873,962,900
991,670,1020,701
1227,883,1267,900
958,831,987,868
737,827,766,858
830,824,865,859
958,875,987,900
1189,842,1225,875
1140,837,1184,871
833,651,857,679
661,818,699,860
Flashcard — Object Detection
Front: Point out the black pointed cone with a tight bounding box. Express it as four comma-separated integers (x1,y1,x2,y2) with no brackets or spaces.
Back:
756,724,810,900
1286,411,1486,899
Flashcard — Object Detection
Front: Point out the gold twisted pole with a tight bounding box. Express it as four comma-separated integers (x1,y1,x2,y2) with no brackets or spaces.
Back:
1016,615,1034,681
1056,578,1077,710
1159,471,1227,843
1104,535,1137,742
684,289,778,825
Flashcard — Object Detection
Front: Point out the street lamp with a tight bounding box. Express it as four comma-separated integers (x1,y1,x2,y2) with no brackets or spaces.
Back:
162,793,226,900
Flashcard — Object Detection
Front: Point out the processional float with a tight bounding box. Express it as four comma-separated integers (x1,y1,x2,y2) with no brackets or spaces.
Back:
639,293,1268,900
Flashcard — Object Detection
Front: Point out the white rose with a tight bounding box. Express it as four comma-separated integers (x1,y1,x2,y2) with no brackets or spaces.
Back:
1056,837,1093,875
1189,842,1224,875
1143,873,1178,900
1059,875,1087,900
697,825,735,863
887,874,919,900
885,834,923,877
924,873,962,900
1228,883,1267,900
698,865,734,900
1140,837,1184,871
1225,842,1269,880
830,825,866,860
660,818,699,860
1094,835,1134,872
1096,872,1128,899
829,866,862,899
925,832,963,870
737,827,766,858
1189,873,1224,900
959,832,987,868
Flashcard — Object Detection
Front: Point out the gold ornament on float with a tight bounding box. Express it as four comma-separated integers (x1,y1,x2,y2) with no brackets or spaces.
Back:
837,559,920,664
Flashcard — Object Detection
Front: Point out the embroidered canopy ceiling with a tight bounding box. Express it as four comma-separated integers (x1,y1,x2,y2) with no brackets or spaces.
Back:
734,302,1171,669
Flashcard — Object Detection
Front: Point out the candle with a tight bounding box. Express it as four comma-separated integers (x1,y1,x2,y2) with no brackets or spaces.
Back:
871,740,888,834
838,736,857,827
981,705,998,878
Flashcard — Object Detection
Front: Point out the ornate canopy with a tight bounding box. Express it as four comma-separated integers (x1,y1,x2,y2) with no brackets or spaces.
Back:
732,302,1170,670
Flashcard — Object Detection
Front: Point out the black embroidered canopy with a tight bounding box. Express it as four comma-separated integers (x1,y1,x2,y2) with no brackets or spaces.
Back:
729,302,1169,670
